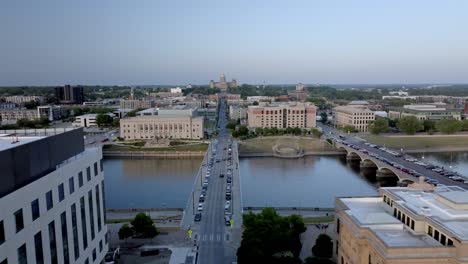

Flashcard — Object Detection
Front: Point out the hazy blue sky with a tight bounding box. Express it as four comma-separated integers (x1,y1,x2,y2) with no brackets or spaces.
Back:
1,0,467,85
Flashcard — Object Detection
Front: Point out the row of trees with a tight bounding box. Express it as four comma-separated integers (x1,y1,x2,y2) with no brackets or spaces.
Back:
368,116,468,135
229,124,322,139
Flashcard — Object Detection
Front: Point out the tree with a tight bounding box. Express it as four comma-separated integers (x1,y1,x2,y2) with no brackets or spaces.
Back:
396,116,422,135
226,120,237,130
130,212,159,238
237,208,306,264
238,125,249,136
312,234,333,258
118,224,133,244
320,112,328,123
23,100,39,109
436,119,462,134
252,101,259,106
96,114,113,127
368,118,389,135
423,119,436,133
342,125,356,133
255,127,264,136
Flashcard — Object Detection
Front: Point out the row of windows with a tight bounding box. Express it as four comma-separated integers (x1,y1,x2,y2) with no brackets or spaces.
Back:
384,195,454,247
0,161,104,246
0,183,106,264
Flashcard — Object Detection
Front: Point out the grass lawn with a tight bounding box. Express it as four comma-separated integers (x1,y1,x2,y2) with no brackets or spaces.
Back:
239,136,334,153
103,143,209,152
364,135,468,150
303,216,335,224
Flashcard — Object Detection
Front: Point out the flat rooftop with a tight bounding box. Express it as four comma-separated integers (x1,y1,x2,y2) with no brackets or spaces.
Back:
0,135,45,151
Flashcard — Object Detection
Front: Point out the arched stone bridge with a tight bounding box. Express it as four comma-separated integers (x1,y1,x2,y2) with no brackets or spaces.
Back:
334,142,418,185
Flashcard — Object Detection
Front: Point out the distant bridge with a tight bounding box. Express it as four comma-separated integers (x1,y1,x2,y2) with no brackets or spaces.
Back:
334,142,418,185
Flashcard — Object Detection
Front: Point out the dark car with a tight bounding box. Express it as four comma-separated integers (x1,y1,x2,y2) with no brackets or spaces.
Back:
220,174,224,178
199,197,205,202
194,213,202,222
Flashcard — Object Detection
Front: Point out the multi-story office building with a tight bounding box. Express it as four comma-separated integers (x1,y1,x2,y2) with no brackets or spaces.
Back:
332,105,375,132
0,128,108,264
388,104,462,121
119,99,154,110
55,85,84,105
4,96,44,105
247,102,317,129
120,116,204,140
335,179,468,264
37,106,70,121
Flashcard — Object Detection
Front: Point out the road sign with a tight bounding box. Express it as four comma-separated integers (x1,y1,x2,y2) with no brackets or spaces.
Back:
187,229,193,238
230,219,234,227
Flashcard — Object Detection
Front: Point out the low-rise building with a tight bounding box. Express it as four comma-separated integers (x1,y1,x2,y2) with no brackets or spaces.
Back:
37,105,70,121
0,128,108,264
247,102,317,129
388,104,462,121
119,99,154,110
332,105,375,132
120,116,204,140
73,113,114,127
0,109,39,124
336,180,468,264
229,105,247,121
0,102,17,109
4,95,44,105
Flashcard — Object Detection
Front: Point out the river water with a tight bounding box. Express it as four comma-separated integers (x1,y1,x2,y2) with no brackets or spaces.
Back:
103,158,202,209
103,152,468,210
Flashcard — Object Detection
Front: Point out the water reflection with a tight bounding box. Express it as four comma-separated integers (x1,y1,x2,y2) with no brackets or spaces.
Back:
103,157,202,209
240,155,377,208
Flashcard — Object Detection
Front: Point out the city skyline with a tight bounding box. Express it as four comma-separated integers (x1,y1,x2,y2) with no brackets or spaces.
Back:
1,0,468,85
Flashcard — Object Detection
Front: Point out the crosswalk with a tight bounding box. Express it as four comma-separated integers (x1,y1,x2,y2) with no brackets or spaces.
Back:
195,233,230,242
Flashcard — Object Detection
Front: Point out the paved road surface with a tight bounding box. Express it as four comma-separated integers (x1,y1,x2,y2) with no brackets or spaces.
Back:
319,123,468,189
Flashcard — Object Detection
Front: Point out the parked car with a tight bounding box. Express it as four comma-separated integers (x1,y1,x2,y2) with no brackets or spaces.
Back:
197,203,204,211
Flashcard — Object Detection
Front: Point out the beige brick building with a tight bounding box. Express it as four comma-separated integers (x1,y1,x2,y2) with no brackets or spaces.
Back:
120,116,204,140
335,180,468,264
332,105,375,132
247,102,317,129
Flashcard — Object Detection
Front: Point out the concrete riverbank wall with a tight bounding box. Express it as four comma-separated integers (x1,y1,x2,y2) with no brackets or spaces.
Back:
103,150,205,158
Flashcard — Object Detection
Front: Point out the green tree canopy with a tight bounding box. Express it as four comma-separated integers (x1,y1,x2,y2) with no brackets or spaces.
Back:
96,114,113,127
396,116,422,135
423,119,436,133
436,119,462,134
237,208,306,264
312,234,333,258
369,118,389,135
130,212,160,239
118,223,133,243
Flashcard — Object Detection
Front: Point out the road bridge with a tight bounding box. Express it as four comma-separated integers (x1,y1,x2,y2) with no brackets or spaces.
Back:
335,141,417,185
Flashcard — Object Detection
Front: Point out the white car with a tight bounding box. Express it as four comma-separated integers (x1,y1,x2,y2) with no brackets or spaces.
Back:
197,203,204,211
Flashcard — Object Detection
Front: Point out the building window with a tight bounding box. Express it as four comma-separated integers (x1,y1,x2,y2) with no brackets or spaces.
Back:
69,177,75,194
17,244,27,264
71,204,80,260
58,183,65,202
94,162,98,176
428,226,433,236
61,212,70,264
441,234,447,245
99,240,103,252
49,221,58,264
88,190,95,240
96,185,102,232
86,167,91,181
336,218,340,234
92,248,97,261
448,239,454,246
411,220,415,230
434,230,440,241
46,190,53,210
78,172,84,187
31,199,40,221
100,159,104,172
0,220,4,245
15,209,24,233
80,197,88,249
34,231,44,264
